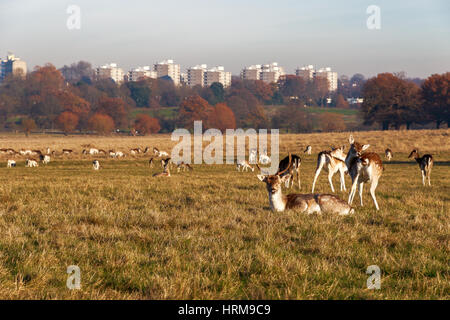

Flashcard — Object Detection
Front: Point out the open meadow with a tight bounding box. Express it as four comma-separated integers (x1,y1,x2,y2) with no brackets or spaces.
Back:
0,129,448,299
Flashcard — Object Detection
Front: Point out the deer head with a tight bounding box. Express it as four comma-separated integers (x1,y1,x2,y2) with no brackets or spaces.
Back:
257,153,291,193
408,149,419,159
348,135,370,157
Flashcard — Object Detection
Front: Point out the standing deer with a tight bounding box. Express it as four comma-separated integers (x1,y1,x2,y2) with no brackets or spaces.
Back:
311,146,347,193
92,160,100,170
346,135,383,210
304,145,312,155
257,154,354,215
408,149,433,186
385,148,393,161
277,154,301,189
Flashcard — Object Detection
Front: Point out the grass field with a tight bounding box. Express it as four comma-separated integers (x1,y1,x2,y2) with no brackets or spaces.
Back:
0,129,448,299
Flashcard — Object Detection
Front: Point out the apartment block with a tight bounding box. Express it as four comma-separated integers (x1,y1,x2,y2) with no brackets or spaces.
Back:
154,59,180,85
241,62,284,83
96,63,124,84
0,53,27,82
186,64,207,87
296,65,338,92
315,67,338,92
128,66,157,82
204,66,231,88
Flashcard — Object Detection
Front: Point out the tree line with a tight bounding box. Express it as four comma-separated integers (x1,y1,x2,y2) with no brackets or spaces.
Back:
0,61,447,134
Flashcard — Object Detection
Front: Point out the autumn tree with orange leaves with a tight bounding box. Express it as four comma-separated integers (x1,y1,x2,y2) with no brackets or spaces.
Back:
134,114,161,135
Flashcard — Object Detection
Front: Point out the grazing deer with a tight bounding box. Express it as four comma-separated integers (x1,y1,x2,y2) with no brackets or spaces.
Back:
7,160,16,168
311,146,347,193
385,148,393,161
130,147,142,156
408,149,433,186
92,160,100,170
98,149,107,156
346,135,383,210
25,159,38,167
277,154,301,189
115,151,124,158
176,162,193,172
153,147,169,157
161,157,172,169
304,145,312,155
257,154,354,215
236,160,254,172
39,154,50,164
62,149,73,155
143,147,151,154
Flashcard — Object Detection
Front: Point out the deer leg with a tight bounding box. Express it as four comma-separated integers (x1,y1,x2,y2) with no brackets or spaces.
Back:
340,169,347,192
348,175,359,205
297,169,301,190
370,179,380,210
421,170,425,186
427,169,431,186
311,158,324,193
358,182,364,206
328,171,335,193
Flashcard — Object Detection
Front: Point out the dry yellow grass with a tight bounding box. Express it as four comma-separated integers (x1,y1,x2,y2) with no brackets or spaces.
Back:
0,129,448,299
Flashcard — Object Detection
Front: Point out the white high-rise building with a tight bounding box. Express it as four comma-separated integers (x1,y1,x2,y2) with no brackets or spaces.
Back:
128,66,157,82
260,62,285,83
96,63,124,84
154,59,181,85
241,65,262,81
315,67,338,92
204,66,231,88
241,62,284,83
0,53,27,82
295,65,315,80
296,65,338,92
186,64,207,87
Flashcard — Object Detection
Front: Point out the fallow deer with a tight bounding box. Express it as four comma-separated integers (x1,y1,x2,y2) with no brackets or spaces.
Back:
39,154,50,164
7,160,16,168
176,162,193,172
62,149,73,155
258,154,354,215
130,147,142,156
148,157,154,167
259,149,271,164
92,160,100,170
153,161,170,177
346,135,383,210
25,159,38,167
236,160,254,172
161,157,172,169
385,148,393,161
153,147,169,157
304,145,312,155
408,149,433,186
277,154,301,189
311,146,347,193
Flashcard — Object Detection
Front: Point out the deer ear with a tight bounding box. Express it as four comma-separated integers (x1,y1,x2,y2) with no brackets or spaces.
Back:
362,144,370,151
257,174,267,182
349,135,354,144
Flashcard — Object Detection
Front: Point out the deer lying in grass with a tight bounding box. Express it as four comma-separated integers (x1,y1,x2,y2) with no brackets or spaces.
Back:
153,162,170,177
236,160,254,172
258,154,354,215
408,149,433,186
25,159,38,167
311,146,347,193
346,135,383,210
277,154,301,189
385,148,393,161
304,145,312,155
176,162,193,172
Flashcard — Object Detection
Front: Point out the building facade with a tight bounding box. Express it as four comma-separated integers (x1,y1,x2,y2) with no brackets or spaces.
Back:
0,53,27,82
241,62,284,83
296,65,338,92
154,59,180,85
204,66,231,88
96,63,124,84
186,64,207,87
128,66,157,82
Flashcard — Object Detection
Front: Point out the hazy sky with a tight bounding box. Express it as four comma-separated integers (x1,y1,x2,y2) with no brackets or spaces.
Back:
1,0,449,78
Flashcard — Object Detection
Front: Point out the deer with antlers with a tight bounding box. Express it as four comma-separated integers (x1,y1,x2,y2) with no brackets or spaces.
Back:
311,146,347,193
408,149,433,186
346,135,383,210
257,154,354,215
